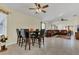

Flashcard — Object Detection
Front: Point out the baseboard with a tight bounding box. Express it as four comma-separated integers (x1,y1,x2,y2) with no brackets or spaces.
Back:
6,41,17,46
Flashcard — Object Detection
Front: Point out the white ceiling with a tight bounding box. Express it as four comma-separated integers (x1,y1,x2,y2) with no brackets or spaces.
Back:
3,3,79,22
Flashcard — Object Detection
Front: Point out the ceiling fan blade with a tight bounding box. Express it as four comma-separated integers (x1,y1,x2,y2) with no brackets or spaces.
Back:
38,4,41,8
42,5,48,8
29,8,36,10
35,3,38,6
42,10,46,13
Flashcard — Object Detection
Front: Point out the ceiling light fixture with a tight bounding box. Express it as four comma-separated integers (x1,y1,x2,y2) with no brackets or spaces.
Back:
29,3,48,14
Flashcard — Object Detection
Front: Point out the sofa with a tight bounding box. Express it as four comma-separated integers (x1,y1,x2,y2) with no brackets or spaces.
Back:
45,30,68,37
75,32,79,40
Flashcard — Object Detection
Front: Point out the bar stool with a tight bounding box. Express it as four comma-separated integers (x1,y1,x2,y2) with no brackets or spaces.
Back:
24,29,31,50
40,29,45,45
16,29,22,46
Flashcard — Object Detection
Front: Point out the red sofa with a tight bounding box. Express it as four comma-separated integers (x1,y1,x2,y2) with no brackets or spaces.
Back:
45,30,68,37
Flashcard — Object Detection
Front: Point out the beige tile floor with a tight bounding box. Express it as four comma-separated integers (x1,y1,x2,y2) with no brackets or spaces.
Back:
0,35,79,55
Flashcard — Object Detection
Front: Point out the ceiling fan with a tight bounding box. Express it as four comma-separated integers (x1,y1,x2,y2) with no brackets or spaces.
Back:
29,3,48,13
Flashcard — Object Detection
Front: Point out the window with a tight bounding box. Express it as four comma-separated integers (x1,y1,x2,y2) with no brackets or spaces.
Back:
41,22,46,29
0,12,7,36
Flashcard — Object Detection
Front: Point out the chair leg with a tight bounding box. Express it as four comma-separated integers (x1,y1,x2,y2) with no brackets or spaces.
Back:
34,38,35,43
43,37,44,45
28,38,31,50
32,38,34,46
17,37,20,44
17,38,18,44
18,39,21,46
21,38,23,47
25,39,28,50
38,38,41,48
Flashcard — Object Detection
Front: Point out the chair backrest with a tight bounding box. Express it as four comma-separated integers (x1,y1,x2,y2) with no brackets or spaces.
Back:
20,29,25,38
24,29,29,38
16,29,21,38
40,29,45,37
34,29,39,37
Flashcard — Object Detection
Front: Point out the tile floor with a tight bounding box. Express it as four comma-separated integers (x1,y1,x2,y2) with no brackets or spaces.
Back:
0,35,79,55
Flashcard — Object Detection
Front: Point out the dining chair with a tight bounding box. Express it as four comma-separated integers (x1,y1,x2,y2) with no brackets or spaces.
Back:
20,29,26,47
30,31,36,46
16,29,22,46
40,29,45,45
24,29,31,50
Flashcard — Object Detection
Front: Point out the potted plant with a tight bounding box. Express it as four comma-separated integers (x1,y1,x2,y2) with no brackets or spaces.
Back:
0,35,7,52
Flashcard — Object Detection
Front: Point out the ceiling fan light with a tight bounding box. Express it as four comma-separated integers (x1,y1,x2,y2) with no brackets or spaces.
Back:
36,9,39,12
39,9,41,12
36,9,41,13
